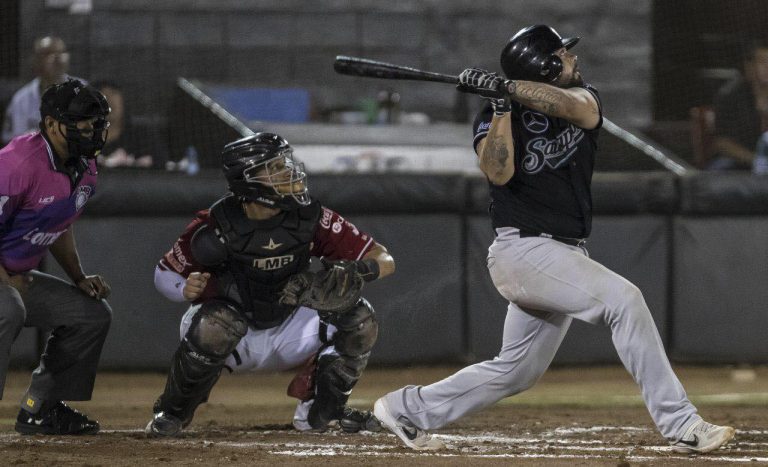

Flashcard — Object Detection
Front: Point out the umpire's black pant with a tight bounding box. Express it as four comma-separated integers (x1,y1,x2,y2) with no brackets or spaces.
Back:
0,270,112,403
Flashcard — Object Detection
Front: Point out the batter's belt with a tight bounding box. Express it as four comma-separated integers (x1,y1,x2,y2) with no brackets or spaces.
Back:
518,229,587,248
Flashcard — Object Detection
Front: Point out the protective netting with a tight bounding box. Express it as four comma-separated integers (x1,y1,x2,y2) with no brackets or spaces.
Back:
652,0,768,169
2,1,766,173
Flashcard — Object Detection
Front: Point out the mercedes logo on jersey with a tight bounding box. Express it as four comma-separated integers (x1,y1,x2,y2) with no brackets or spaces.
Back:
522,111,549,134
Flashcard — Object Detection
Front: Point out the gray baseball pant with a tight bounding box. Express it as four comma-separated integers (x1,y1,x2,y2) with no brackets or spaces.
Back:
0,270,112,407
383,227,700,441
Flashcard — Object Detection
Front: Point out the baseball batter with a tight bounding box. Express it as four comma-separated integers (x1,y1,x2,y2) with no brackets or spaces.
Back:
146,133,392,436
374,25,735,453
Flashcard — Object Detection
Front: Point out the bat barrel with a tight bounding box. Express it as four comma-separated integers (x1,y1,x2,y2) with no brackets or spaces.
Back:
334,56,457,84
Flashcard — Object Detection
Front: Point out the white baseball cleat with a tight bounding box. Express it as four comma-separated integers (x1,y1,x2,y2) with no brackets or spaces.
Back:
670,419,735,453
373,397,444,450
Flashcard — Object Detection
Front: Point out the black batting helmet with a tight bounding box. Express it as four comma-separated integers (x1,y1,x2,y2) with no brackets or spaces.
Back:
500,25,580,83
221,132,310,210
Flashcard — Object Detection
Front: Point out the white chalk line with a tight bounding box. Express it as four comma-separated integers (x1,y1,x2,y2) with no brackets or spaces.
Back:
272,451,768,462
1,426,766,462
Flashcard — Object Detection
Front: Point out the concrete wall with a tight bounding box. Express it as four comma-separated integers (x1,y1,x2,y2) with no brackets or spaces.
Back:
18,0,652,127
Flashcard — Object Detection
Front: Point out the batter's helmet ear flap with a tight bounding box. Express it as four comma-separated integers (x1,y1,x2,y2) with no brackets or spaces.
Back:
538,56,561,80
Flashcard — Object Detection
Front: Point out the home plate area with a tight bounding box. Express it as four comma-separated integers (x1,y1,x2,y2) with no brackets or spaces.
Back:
2,425,765,466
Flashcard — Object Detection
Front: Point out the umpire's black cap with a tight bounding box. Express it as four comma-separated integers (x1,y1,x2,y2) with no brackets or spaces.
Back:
40,78,110,124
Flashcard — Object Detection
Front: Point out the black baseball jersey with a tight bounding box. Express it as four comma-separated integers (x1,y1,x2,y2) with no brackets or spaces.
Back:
472,84,602,238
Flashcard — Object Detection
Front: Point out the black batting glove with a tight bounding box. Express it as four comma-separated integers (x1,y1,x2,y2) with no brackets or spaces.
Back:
488,96,512,116
457,68,506,99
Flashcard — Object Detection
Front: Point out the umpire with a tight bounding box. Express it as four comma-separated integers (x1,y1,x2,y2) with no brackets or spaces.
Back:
374,25,735,454
0,79,112,435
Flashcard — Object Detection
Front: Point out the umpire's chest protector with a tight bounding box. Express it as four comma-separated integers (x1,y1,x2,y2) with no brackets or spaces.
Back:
210,196,321,291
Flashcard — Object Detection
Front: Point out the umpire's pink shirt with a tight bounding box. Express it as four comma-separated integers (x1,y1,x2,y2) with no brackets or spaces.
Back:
0,132,97,274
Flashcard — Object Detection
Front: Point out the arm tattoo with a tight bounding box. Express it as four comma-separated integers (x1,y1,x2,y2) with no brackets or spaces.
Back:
484,135,510,179
508,81,566,116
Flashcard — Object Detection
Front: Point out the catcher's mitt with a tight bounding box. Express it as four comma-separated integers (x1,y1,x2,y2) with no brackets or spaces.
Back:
279,261,364,313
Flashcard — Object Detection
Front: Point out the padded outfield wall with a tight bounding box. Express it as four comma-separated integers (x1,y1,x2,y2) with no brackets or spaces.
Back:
9,171,768,369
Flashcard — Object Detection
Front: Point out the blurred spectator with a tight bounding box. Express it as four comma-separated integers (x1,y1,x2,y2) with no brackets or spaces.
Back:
2,36,76,145
91,80,153,168
710,39,768,170
754,131,768,174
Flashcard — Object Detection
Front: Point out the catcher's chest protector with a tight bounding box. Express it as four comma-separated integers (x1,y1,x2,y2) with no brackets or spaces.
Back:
210,196,321,327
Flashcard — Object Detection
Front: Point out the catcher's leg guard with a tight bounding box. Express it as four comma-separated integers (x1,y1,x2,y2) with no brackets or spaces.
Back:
308,299,378,429
153,300,247,427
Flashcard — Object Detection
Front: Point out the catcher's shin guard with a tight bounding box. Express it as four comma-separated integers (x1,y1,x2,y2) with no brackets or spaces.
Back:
308,299,378,429
153,339,223,425
154,300,247,426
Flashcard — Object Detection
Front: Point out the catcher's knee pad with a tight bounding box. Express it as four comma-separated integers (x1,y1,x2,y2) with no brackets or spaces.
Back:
328,298,378,357
186,299,247,359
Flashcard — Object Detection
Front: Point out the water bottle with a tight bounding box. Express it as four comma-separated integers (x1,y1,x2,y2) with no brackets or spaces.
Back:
376,89,401,124
185,146,200,176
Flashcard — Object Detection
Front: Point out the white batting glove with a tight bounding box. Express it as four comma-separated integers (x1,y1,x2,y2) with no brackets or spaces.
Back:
457,68,506,99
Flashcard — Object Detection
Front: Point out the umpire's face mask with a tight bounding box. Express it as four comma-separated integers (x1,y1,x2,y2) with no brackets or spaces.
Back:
60,116,110,160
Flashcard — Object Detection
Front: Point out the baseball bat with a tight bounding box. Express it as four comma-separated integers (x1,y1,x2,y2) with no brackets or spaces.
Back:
334,55,458,84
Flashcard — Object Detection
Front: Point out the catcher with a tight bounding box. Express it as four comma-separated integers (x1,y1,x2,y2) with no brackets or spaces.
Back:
145,132,393,436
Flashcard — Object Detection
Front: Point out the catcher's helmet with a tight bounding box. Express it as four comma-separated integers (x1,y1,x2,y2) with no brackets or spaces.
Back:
40,78,111,160
221,132,310,210
500,25,580,83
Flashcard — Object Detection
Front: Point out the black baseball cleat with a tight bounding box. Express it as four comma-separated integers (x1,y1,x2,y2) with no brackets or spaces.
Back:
145,411,184,437
15,401,100,435
339,407,382,433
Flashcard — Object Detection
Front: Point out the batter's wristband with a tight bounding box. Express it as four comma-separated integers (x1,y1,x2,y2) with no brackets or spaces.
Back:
493,107,511,117
355,259,380,282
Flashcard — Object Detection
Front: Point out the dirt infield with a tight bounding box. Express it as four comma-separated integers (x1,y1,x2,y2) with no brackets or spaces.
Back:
1,365,766,465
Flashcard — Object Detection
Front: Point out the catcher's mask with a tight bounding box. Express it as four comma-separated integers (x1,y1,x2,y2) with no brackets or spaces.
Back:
500,24,580,83
221,132,310,210
40,78,111,161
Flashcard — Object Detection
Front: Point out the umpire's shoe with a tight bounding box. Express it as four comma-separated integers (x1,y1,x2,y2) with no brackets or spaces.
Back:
670,419,735,453
373,398,444,450
15,401,100,435
145,411,183,437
